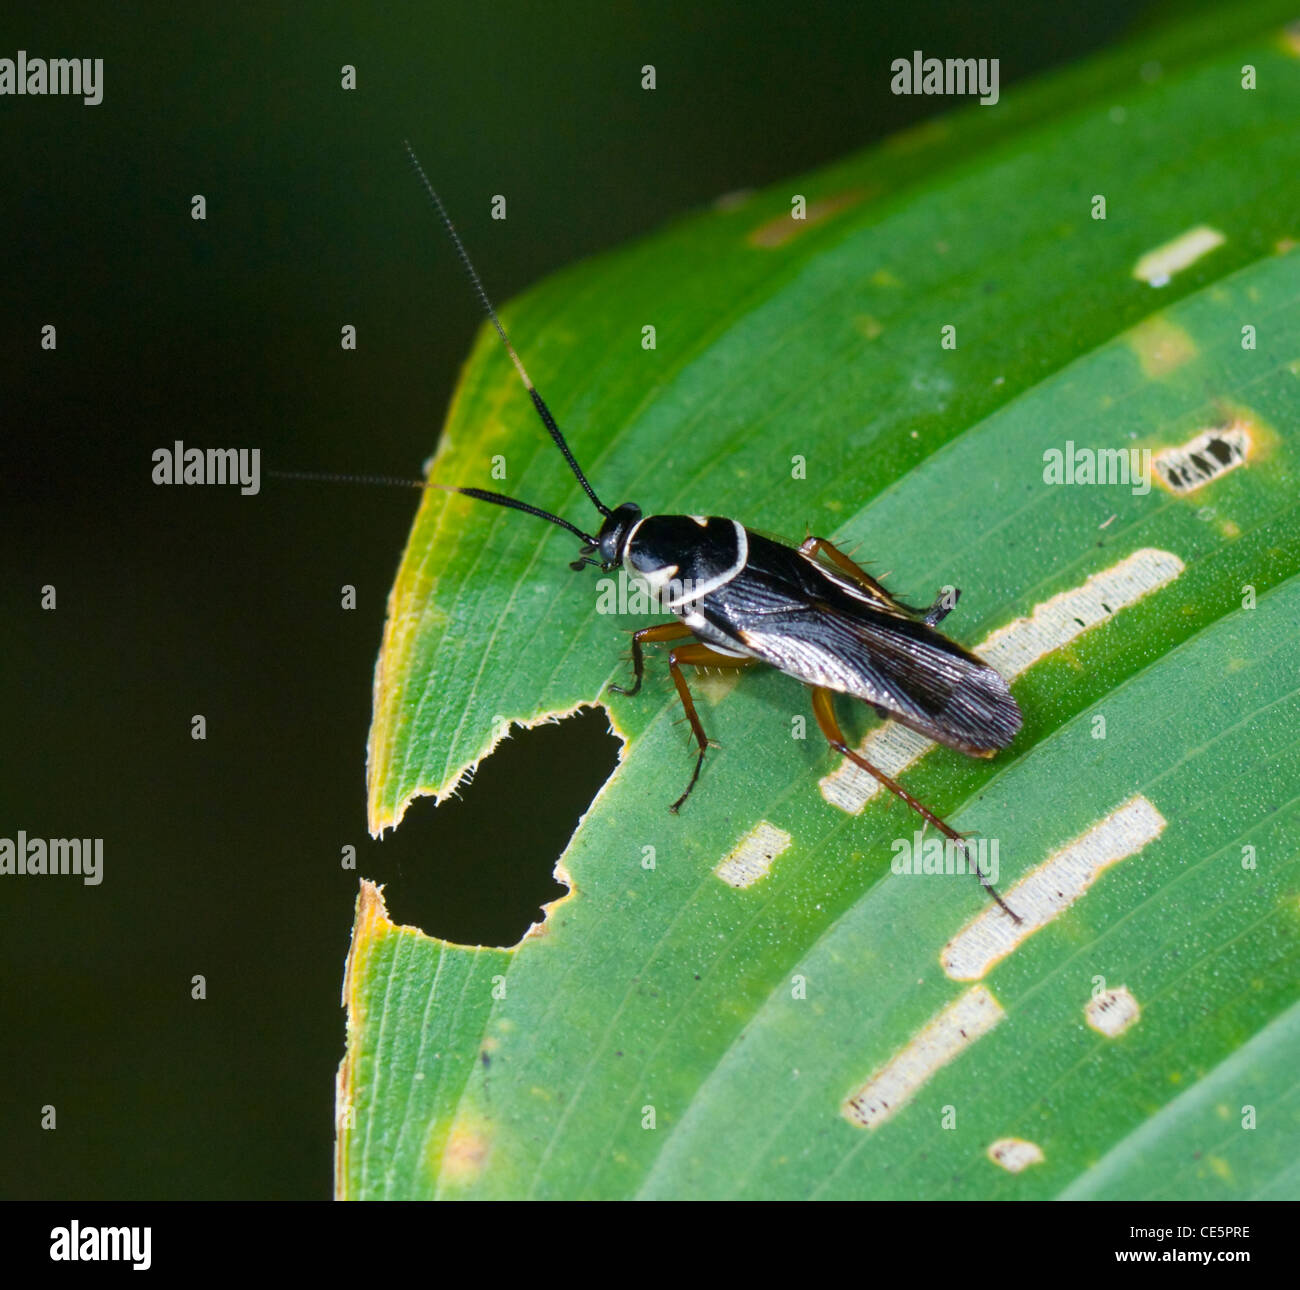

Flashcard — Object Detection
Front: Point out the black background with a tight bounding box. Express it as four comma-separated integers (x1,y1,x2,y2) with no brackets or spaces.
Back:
2,1,1149,1199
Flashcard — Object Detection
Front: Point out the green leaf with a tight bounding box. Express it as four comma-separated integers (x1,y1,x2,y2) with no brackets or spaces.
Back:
342,2,1300,1199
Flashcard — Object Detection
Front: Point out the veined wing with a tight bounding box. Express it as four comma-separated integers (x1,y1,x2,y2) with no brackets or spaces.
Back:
693,537,1021,753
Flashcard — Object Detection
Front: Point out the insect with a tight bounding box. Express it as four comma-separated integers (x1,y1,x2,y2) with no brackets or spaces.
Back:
403,143,1023,920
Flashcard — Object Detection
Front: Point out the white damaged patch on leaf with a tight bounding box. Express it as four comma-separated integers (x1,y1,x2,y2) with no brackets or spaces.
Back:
820,550,1184,814
715,821,793,888
843,986,1004,1130
1153,422,1250,494
941,796,1167,981
988,1138,1045,1173
1085,985,1142,1037
819,724,934,814
977,548,1185,678
1132,225,1225,287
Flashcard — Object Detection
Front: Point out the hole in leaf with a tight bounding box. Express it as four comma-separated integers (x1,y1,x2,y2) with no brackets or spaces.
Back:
376,707,620,946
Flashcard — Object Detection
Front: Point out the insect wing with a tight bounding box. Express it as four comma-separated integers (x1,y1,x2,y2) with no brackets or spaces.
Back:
694,533,1021,754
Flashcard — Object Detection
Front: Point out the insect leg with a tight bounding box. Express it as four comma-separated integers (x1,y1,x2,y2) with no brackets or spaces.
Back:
809,686,1022,923
664,644,756,813
799,536,908,612
923,586,961,627
608,621,694,697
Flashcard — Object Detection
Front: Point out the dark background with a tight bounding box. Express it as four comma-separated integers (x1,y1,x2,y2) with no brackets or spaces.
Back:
2,1,1152,1199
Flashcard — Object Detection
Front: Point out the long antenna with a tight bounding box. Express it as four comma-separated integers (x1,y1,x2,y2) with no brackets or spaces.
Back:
267,470,599,546
440,486,599,545
403,139,611,519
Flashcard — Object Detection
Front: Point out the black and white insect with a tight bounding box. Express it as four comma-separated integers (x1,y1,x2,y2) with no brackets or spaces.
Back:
405,143,1023,920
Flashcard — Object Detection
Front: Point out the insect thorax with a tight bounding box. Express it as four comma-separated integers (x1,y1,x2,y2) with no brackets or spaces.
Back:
623,514,748,609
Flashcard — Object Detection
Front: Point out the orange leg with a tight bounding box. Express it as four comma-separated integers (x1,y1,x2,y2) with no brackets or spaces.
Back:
799,535,958,625
664,644,756,812
609,621,694,696
810,686,1021,922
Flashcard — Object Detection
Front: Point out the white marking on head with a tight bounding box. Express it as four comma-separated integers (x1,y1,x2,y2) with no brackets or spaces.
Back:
641,562,680,593
621,515,647,579
690,514,709,527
